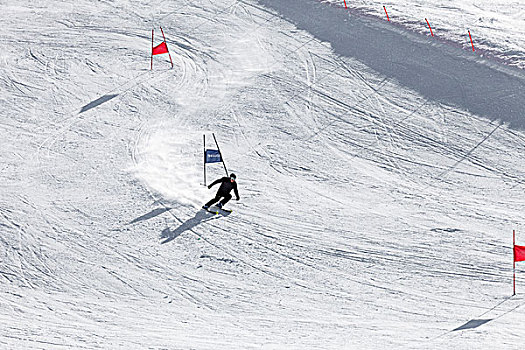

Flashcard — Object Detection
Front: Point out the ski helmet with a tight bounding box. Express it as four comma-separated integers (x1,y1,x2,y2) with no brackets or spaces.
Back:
230,173,236,180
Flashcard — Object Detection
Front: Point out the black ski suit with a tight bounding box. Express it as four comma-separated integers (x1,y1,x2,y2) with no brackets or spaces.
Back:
205,177,240,207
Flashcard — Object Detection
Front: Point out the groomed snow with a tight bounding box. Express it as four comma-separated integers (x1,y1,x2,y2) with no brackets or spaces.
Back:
1,0,524,348
324,0,525,68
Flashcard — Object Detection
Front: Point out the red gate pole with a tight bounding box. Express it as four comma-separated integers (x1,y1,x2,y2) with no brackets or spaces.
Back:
160,27,174,68
425,18,434,37
151,29,154,70
383,6,390,22
514,230,516,295
468,30,475,51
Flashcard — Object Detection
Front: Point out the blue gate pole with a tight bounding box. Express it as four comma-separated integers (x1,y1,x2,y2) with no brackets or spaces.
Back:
203,134,206,186
212,133,229,176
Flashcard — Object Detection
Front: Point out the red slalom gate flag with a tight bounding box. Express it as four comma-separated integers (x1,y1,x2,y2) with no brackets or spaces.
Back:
152,41,169,55
515,245,525,262
151,27,173,69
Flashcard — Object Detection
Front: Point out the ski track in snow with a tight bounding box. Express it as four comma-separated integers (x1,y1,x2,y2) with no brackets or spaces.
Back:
1,0,525,349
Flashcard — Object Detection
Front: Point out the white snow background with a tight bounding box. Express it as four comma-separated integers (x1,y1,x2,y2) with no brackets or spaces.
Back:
1,0,524,348
324,0,525,69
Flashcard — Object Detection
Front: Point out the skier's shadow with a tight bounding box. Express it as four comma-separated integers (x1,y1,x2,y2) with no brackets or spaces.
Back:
161,210,230,244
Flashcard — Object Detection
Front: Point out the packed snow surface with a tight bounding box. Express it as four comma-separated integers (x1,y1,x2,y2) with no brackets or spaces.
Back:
325,0,525,68
1,0,524,349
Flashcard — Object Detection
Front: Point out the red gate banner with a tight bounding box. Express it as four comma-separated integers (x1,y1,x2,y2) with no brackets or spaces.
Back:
515,245,525,262
152,41,168,55
151,27,173,70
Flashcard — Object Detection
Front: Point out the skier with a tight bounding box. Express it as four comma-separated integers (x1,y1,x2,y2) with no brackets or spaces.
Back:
203,173,240,210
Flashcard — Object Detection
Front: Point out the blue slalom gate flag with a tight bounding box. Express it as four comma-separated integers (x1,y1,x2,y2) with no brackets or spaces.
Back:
205,149,222,164
203,133,229,186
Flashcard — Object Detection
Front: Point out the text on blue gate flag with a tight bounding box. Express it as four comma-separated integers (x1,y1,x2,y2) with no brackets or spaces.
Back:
205,149,222,163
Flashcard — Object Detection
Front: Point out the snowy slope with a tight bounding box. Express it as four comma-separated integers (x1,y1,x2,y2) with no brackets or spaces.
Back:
1,0,525,349
324,0,525,68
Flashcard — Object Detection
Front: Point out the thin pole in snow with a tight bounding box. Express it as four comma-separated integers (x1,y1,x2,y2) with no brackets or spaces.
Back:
343,0,347,9
212,133,229,176
383,6,390,22
425,18,434,37
203,134,207,186
514,230,516,296
160,26,174,68
151,29,154,70
468,30,475,52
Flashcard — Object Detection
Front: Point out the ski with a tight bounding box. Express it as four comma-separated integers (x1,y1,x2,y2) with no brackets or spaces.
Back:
202,207,231,214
